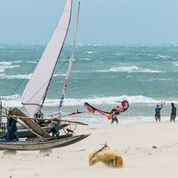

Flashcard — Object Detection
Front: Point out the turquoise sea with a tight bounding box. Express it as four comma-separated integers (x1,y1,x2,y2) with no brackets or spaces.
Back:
0,44,178,124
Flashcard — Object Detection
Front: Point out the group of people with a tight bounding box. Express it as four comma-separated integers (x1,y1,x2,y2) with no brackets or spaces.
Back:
4,101,176,139
110,101,177,124
155,102,176,122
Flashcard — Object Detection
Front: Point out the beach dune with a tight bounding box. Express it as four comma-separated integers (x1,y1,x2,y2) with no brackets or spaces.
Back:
1,121,178,178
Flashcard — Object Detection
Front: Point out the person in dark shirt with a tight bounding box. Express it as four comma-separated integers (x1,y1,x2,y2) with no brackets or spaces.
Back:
110,106,122,124
170,103,176,122
110,100,129,124
155,102,164,122
5,110,18,141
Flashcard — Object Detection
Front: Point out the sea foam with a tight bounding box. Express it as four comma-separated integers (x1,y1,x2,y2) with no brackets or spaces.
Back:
96,65,161,73
0,73,32,80
42,95,178,106
0,60,21,73
1,95,178,110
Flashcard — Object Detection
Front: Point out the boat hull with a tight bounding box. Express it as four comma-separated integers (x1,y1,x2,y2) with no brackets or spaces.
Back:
0,134,90,150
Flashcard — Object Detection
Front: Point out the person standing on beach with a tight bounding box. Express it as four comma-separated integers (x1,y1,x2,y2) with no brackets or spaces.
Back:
155,101,165,122
84,100,129,124
110,106,121,124
170,103,176,122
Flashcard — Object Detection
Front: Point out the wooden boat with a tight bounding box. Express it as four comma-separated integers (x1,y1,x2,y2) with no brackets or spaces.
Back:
0,134,90,150
0,0,90,150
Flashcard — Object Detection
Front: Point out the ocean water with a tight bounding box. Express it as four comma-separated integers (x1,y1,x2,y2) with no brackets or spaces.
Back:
0,44,178,124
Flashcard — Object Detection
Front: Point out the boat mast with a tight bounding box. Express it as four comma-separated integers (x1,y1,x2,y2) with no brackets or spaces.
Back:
58,2,80,112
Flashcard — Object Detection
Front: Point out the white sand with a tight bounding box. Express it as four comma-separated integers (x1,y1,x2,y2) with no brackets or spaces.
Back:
1,121,178,178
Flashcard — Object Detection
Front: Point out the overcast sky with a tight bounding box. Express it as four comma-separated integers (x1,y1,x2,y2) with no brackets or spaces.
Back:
0,0,177,44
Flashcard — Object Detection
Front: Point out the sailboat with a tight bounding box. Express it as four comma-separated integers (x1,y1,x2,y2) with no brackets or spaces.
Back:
0,0,89,150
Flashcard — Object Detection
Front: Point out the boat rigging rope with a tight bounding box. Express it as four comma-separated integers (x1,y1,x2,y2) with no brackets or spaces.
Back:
19,59,68,111
11,62,36,96
68,123,77,132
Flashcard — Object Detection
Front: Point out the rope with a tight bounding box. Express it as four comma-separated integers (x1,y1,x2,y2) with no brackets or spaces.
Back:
21,59,68,109
11,62,36,96
89,143,109,163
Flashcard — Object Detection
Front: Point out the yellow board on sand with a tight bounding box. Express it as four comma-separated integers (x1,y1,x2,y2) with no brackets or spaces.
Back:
89,144,124,168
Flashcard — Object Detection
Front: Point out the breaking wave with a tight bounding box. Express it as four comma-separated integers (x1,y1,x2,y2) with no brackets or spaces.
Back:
1,95,173,108
154,55,171,59
87,51,95,54
0,94,22,108
0,73,32,80
26,60,38,64
0,60,21,73
96,66,161,73
43,96,178,107
0,73,66,80
43,95,178,106
172,62,178,67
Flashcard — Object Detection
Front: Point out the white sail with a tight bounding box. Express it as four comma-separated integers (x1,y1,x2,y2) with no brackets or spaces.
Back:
22,0,73,117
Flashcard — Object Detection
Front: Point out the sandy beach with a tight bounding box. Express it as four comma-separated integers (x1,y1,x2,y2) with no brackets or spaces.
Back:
1,121,178,178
